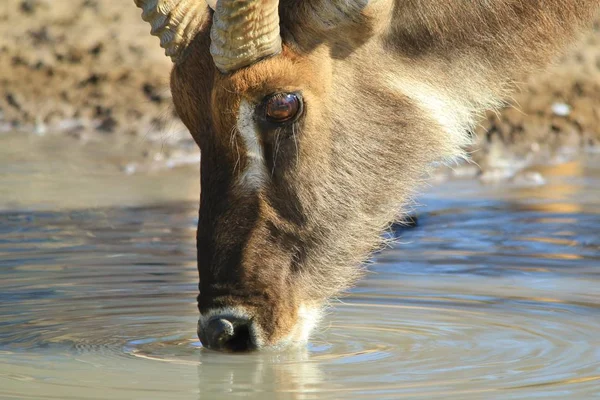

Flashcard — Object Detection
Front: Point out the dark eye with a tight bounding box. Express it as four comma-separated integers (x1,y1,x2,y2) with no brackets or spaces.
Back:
263,93,302,124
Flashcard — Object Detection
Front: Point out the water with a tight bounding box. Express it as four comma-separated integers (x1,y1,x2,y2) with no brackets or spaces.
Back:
1,133,599,399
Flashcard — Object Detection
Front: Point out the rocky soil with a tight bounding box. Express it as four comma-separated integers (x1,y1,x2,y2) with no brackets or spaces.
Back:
0,0,184,143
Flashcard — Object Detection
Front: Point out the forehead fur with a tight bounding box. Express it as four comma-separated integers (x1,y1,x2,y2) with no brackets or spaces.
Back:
217,47,330,97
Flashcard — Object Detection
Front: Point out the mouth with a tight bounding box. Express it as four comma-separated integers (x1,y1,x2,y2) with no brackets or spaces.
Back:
197,305,323,352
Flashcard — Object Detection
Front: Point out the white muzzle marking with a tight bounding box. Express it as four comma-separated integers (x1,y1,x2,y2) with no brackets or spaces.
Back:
198,305,323,349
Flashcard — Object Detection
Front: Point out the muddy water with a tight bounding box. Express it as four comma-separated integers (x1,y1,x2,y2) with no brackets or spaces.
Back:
1,133,599,399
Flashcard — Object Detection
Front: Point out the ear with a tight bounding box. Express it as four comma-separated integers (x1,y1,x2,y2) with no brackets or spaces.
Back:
280,0,377,56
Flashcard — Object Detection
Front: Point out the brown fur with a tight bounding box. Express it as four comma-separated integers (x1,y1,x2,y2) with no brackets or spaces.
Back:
169,1,599,348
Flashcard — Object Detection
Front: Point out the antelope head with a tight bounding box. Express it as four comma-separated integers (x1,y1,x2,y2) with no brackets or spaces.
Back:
135,0,598,351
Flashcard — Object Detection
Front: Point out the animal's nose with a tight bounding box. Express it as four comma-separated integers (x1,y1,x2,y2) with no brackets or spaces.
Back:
202,316,256,352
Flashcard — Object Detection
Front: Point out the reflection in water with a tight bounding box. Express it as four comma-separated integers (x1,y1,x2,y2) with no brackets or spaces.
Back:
195,351,323,399
124,338,324,398
1,140,600,399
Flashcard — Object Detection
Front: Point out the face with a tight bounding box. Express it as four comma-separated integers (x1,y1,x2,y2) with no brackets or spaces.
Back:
139,0,598,352
170,18,453,351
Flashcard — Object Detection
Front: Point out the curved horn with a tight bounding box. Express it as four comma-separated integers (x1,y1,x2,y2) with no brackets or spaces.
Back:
210,0,282,73
134,0,208,63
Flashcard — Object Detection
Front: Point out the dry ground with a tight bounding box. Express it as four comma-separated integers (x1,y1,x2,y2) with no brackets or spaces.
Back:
0,0,181,143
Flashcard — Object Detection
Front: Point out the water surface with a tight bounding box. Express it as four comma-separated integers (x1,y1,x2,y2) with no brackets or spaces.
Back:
1,133,599,399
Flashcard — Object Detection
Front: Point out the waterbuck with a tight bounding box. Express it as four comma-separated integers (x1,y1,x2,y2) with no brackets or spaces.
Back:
134,0,598,352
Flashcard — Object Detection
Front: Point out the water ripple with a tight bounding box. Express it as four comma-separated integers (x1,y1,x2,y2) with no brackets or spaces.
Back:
1,160,600,399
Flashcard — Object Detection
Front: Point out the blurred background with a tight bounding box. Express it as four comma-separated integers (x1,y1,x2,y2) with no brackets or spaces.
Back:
1,0,179,139
0,0,203,210
0,1,598,177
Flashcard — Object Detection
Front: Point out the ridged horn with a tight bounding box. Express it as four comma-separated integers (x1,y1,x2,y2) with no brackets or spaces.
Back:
134,0,208,63
210,0,282,73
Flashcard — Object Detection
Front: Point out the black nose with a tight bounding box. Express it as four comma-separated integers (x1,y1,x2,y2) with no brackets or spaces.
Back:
202,317,255,352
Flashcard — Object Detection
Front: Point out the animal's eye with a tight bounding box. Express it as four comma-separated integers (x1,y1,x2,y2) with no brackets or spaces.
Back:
263,93,302,124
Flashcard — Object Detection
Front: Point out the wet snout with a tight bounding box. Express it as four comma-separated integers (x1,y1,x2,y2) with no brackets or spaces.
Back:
200,315,256,352
198,309,261,352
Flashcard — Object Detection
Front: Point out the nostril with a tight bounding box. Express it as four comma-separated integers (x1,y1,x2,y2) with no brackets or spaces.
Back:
207,318,234,346
204,317,255,352
223,323,253,352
